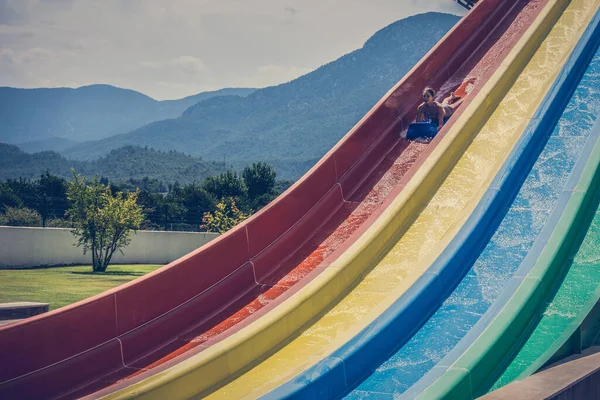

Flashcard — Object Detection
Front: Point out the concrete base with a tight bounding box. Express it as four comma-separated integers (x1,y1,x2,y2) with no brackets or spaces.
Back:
0,319,21,327
482,347,600,400
0,302,49,320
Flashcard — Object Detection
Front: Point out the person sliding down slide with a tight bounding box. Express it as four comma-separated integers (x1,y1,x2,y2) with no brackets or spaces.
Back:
407,87,465,141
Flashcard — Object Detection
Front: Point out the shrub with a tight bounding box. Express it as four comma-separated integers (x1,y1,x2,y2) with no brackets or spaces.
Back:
0,206,42,227
45,218,73,228
202,197,248,234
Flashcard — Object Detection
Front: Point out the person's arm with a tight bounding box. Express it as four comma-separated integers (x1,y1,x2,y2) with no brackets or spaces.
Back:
437,104,444,130
416,103,424,122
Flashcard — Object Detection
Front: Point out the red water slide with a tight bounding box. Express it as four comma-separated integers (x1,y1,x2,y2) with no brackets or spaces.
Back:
0,0,537,398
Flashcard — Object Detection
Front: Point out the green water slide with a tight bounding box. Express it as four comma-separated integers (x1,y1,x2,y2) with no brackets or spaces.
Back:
490,188,600,391
487,123,600,392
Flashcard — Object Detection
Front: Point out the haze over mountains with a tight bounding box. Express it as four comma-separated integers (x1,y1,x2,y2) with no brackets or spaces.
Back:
0,143,227,185
1,12,460,181
0,86,256,144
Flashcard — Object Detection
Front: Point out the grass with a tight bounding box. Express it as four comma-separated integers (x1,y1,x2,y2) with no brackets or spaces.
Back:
0,264,162,310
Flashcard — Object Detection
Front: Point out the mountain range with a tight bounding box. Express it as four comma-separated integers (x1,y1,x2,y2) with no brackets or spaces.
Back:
0,143,226,185
1,12,460,181
0,86,256,144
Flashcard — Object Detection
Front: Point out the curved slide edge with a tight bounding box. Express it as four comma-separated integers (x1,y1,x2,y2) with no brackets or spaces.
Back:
89,3,561,400
413,36,600,400
0,2,504,399
260,1,595,399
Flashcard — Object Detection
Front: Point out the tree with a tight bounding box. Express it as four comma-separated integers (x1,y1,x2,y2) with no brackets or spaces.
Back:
39,171,68,227
67,172,145,272
0,185,23,211
134,189,189,231
0,173,69,227
153,193,187,230
202,197,249,234
243,162,277,201
178,184,216,229
202,170,247,200
4,178,39,212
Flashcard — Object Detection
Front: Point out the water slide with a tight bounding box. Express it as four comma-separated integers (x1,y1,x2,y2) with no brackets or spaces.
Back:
413,83,600,397
355,2,600,399
114,0,577,398
484,22,600,396
0,0,532,398
0,1,596,400
262,0,600,399
108,0,556,397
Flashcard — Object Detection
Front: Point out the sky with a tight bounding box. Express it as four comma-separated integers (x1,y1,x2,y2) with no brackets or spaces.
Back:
0,0,465,100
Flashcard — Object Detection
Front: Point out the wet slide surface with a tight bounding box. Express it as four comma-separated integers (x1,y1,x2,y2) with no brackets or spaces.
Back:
490,48,600,391
73,2,528,400
73,127,430,398
410,8,600,398
74,13,493,400
197,1,553,399
0,1,513,400
347,0,600,398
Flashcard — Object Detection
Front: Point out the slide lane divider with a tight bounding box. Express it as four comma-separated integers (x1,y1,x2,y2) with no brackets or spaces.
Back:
261,0,600,398
412,10,600,400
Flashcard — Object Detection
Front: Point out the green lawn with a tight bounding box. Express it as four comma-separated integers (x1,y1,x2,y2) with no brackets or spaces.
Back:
0,264,162,310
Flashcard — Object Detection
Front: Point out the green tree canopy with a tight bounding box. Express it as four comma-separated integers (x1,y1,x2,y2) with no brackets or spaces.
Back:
243,162,277,201
202,170,247,200
39,170,69,226
0,185,23,211
67,171,145,272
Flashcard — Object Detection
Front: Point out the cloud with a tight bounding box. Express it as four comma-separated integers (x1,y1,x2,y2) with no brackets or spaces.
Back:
16,47,53,62
283,6,299,24
0,0,73,25
172,56,208,75
0,0,27,25
0,48,17,64
256,64,312,84
0,0,466,99
132,56,216,99
138,56,209,75
0,47,71,64
208,63,314,90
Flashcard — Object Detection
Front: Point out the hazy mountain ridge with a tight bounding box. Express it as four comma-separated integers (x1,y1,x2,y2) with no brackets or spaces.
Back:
16,137,80,153
0,85,256,145
0,143,227,184
61,12,460,179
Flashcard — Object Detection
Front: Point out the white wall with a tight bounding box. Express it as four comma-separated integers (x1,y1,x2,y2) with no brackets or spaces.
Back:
0,226,218,268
